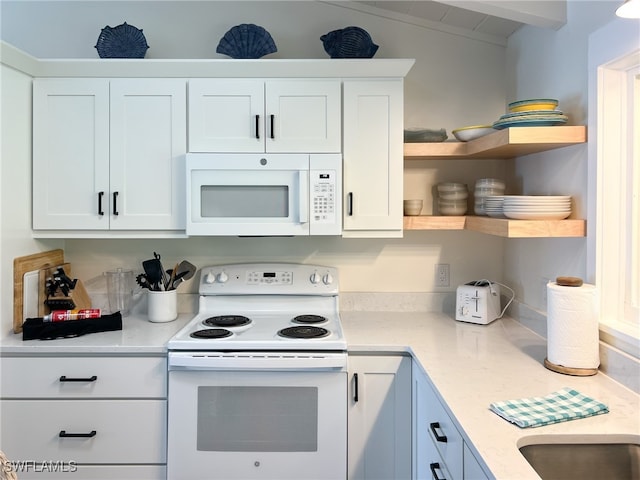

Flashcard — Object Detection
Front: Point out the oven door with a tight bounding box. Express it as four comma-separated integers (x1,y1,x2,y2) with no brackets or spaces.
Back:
186,153,309,236
167,352,347,480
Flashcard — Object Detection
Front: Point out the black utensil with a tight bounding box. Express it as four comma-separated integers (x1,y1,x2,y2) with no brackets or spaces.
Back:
154,252,170,290
136,273,153,290
142,258,164,291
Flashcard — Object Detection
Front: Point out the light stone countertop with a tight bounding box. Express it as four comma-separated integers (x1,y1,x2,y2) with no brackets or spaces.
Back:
0,314,191,354
2,309,638,479
341,311,640,480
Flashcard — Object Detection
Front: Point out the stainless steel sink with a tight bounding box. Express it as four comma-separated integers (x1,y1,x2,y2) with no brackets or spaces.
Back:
518,435,640,480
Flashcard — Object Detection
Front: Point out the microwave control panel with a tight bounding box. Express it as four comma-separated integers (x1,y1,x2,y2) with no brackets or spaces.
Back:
309,154,342,235
311,171,336,223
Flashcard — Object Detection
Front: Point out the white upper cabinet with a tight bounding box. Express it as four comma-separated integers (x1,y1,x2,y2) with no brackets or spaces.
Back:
109,79,186,230
188,79,341,153
342,79,404,238
33,79,110,230
33,78,187,232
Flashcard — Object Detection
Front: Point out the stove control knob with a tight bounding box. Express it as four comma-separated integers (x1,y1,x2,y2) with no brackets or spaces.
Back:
205,271,217,284
322,273,334,285
216,271,229,283
310,272,321,284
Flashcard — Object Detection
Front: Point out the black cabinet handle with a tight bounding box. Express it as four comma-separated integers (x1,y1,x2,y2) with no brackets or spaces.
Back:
59,375,97,382
255,114,260,139
430,422,448,443
430,462,446,480
59,430,97,438
347,192,353,216
113,192,119,216
353,373,359,402
270,114,275,139
98,191,105,216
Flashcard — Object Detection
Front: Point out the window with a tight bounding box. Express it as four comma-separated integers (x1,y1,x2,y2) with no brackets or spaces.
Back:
588,21,640,358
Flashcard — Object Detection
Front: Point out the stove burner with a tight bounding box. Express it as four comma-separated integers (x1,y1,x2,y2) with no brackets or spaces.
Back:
190,328,233,339
278,325,330,339
292,314,327,324
203,315,252,328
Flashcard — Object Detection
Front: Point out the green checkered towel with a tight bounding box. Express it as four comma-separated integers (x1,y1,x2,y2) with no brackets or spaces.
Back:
489,387,609,428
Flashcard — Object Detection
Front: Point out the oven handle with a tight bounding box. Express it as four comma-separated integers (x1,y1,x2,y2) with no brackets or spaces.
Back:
168,351,347,371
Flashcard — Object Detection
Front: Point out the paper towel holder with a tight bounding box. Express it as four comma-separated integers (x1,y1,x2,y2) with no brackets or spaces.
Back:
544,276,598,376
544,358,598,376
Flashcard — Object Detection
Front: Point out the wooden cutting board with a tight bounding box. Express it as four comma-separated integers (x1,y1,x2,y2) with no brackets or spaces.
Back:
13,249,64,334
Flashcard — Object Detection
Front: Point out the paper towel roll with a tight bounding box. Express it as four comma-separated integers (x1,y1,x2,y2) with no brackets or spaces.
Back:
547,282,600,369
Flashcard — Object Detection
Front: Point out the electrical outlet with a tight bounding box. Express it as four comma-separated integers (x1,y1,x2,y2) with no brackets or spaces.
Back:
435,264,450,287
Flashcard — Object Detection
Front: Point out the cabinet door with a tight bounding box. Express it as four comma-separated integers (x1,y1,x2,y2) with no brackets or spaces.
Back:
110,79,187,230
463,443,489,480
342,80,404,237
348,355,411,480
266,80,341,153
188,78,264,152
33,78,110,230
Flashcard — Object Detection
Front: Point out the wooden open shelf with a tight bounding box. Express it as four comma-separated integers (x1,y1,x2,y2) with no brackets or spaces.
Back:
403,215,586,238
404,126,586,159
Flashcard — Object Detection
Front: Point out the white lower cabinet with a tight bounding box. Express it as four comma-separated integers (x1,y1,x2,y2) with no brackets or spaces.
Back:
348,354,412,480
413,362,488,480
0,355,167,479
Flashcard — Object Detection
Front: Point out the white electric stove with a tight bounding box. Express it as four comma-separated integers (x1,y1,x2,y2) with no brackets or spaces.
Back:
167,263,348,480
168,263,346,352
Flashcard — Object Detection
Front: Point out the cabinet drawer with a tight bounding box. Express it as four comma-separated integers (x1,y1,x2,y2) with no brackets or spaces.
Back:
7,465,165,479
0,357,166,398
424,387,463,480
1,400,166,463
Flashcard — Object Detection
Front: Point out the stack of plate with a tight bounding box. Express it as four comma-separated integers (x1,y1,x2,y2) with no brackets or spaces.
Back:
493,98,567,130
502,195,571,220
484,196,505,218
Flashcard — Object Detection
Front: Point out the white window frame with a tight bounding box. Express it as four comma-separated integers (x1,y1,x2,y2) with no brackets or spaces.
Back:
588,19,640,359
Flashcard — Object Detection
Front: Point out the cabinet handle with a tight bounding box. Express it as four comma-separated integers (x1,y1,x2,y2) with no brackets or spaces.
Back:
59,375,97,382
255,114,260,139
429,462,446,480
270,114,275,139
98,191,105,216
113,191,119,216
430,422,448,443
59,430,97,438
353,373,359,402
347,192,353,216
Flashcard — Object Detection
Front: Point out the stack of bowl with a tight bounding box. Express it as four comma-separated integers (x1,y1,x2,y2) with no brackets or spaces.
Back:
475,179,506,215
437,183,468,215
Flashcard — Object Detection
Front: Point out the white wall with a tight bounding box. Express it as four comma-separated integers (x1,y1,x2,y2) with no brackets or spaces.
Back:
1,1,511,335
503,0,621,311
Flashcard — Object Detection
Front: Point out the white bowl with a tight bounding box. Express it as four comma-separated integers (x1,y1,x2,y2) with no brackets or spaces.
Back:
403,199,423,216
438,199,467,215
439,191,469,201
452,125,496,142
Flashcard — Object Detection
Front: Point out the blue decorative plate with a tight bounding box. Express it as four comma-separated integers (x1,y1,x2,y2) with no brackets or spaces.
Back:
493,117,568,129
216,24,277,59
95,22,149,58
498,109,564,120
321,26,378,58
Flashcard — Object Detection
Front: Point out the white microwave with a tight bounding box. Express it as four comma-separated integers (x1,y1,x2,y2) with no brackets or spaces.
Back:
186,153,342,236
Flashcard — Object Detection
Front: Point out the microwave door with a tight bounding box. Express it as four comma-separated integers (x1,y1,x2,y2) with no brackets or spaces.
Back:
188,170,309,236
